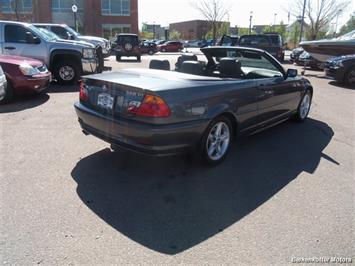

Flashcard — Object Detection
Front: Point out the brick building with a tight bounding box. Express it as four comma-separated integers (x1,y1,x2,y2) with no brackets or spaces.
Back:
169,20,230,40
0,0,138,38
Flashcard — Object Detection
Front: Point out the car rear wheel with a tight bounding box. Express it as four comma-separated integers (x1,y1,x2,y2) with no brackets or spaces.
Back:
162,48,166,52
200,116,233,166
116,55,121,61
343,66,355,86
137,55,141,62
54,60,80,85
148,50,154,55
294,90,312,122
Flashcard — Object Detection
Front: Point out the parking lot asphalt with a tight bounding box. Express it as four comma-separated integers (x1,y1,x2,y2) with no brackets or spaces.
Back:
1,54,354,265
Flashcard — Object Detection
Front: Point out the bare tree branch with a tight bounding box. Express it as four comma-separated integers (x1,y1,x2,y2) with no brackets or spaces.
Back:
290,0,349,39
191,0,231,41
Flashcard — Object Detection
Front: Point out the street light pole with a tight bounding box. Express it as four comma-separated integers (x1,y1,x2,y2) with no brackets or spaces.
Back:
72,4,78,32
249,11,253,35
273,13,277,31
299,0,306,43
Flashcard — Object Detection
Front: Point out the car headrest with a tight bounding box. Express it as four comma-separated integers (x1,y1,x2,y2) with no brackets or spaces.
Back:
218,57,243,77
175,53,198,70
180,61,204,75
149,60,170,70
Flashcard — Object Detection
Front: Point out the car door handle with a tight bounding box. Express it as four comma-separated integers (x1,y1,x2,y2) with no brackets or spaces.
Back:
4,46,16,50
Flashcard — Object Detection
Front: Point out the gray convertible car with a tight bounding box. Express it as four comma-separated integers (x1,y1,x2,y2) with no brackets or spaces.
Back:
75,47,313,165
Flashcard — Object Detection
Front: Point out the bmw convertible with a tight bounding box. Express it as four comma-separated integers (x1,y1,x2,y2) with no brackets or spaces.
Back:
74,47,313,165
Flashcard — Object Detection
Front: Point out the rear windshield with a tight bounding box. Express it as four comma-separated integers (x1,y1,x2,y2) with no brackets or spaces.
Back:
239,36,270,46
117,35,138,44
268,35,282,45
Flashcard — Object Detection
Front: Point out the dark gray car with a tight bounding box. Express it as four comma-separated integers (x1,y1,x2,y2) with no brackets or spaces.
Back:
75,47,313,165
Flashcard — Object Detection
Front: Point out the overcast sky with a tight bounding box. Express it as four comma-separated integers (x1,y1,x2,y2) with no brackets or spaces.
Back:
139,0,354,29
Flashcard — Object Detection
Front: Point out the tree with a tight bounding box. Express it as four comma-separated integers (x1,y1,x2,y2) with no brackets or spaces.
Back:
10,0,20,21
169,30,181,40
291,0,350,40
192,0,230,41
139,31,154,40
338,13,355,35
205,22,230,39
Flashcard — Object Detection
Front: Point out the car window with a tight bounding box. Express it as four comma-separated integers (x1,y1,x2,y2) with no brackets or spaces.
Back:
269,35,281,45
51,26,69,39
239,36,270,46
4,25,31,43
209,49,282,77
117,35,138,44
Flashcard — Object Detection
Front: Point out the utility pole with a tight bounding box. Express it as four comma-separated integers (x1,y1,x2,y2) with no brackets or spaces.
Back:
274,13,277,31
249,11,253,35
299,0,306,43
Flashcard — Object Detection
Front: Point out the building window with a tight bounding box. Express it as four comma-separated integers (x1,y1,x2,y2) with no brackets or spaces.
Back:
101,0,130,16
52,0,83,13
1,0,32,13
102,24,131,39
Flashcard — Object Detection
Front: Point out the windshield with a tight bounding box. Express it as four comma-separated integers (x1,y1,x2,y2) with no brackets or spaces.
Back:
239,36,271,46
27,24,52,41
38,28,59,41
65,25,80,37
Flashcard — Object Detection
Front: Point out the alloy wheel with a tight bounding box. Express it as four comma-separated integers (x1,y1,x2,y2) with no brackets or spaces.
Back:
59,66,75,81
206,121,231,161
300,93,311,119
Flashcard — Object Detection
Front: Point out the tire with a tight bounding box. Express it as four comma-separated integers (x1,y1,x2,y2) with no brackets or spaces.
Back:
343,66,355,86
137,55,141,62
294,90,312,122
162,48,166,52
0,78,14,104
148,50,154,55
53,60,80,85
200,116,233,166
116,55,121,61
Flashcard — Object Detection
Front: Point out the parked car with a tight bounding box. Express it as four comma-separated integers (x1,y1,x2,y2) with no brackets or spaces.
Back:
140,41,158,55
158,41,184,52
114,33,141,61
238,34,285,61
155,40,166,45
325,54,355,86
219,35,239,46
74,46,313,166
0,66,6,102
290,47,305,63
33,23,111,58
0,20,101,84
298,51,323,70
0,55,51,103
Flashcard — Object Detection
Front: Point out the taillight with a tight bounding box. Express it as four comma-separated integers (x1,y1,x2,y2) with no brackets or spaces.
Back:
79,81,89,102
127,94,171,117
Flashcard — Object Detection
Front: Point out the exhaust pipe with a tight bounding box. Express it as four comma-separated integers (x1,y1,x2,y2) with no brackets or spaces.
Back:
82,129,90,136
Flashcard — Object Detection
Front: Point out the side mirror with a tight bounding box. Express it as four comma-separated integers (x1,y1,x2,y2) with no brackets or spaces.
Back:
66,32,75,40
26,32,40,44
287,68,298,78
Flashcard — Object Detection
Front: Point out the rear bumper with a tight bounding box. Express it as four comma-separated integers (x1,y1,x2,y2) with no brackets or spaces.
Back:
74,102,209,156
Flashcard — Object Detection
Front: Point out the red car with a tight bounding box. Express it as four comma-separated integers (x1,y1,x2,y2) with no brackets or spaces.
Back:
158,41,184,52
0,55,51,103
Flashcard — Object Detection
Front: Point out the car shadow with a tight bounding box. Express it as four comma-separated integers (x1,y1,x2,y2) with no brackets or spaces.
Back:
328,81,354,90
117,59,142,63
0,93,49,113
71,118,335,254
47,83,78,93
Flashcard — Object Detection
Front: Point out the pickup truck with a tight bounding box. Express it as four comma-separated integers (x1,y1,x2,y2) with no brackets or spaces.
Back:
0,20,101,84
34,23,111,58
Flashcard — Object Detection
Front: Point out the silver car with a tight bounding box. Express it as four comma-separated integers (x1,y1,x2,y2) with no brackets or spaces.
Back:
0,65,7,103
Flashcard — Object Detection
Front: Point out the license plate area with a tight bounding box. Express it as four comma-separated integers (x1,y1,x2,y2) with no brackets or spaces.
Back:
97,93,114,110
